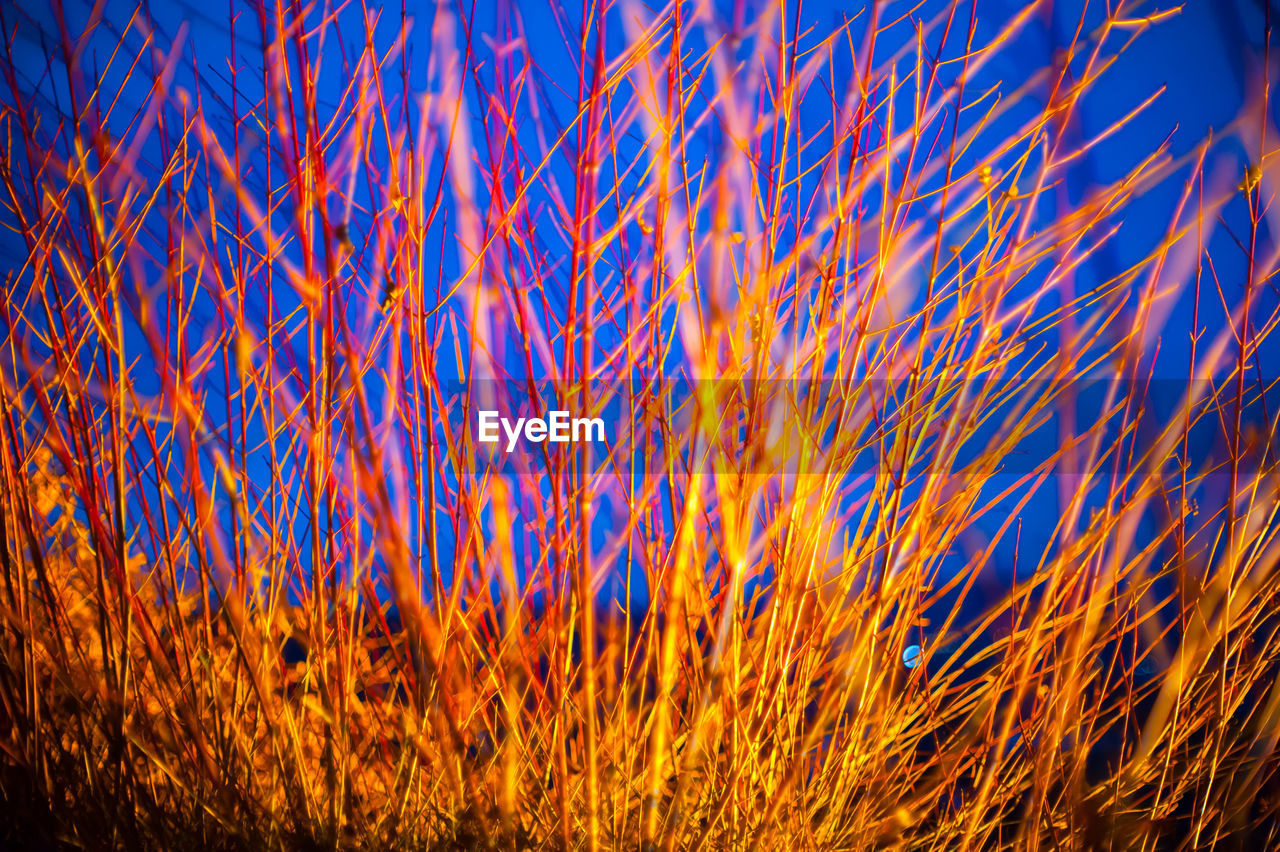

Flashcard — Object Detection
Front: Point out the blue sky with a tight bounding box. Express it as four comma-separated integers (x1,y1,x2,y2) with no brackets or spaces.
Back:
1,0,1274,624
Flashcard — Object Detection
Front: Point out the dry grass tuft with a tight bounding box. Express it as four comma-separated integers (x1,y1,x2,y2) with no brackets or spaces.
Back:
0,0,1278,849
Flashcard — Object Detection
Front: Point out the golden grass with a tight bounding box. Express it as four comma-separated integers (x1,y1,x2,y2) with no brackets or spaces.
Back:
0,0,1278,849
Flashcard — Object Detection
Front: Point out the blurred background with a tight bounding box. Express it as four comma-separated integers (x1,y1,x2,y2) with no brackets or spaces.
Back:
0,0,1275,622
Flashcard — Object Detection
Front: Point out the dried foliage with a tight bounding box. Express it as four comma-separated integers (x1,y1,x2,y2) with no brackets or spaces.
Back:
0,0,1278,850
